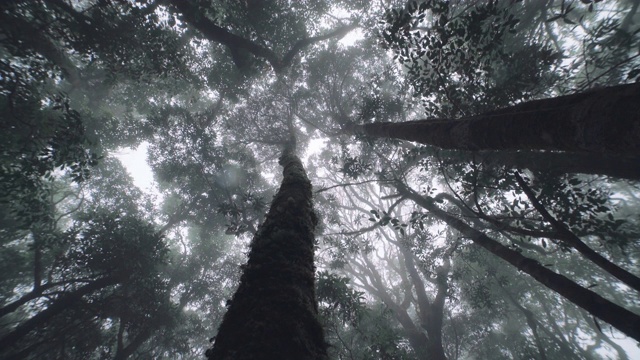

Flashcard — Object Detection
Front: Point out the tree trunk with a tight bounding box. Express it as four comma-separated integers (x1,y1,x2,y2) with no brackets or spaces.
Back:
358,83,640,156
399,246,448,360
113,326,153,360
438,149,640,180
397,184,640,342
206,148,327,360
354,254,431,356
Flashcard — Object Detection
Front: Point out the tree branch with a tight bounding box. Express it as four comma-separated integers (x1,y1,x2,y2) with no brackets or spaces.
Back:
514,172,640,293
168,0,356,73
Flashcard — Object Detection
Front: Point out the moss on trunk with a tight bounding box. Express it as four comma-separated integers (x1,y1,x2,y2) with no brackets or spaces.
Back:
206,148,327,360
360,83,640,156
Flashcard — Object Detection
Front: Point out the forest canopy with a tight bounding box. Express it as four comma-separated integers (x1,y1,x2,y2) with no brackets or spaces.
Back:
1,0,639,359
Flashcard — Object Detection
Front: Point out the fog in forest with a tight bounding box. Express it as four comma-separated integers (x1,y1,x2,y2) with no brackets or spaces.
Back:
1,0,639,359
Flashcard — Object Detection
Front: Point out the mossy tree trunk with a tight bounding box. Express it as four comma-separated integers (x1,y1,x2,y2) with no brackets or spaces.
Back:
206,147,327,360
358,83,640,156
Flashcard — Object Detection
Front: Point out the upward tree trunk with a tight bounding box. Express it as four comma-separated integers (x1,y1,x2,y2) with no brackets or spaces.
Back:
399,246,448,360
206,148,327,360
358,83,640,156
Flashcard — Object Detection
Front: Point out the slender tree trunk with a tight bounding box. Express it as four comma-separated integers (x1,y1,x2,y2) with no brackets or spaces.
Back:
206,147,327,360
397,184,640,341
114,326,153,360
355,254,431,356
358,83,640,156
497,282,549,360
399,246,448,360
33,242,42,291
427,259,450,360
344,257,431,356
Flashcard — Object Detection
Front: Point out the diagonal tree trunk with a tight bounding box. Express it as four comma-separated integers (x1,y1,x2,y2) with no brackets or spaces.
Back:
514,172,640,292
357,82,640,156
206,145,327,360
396,183,640,342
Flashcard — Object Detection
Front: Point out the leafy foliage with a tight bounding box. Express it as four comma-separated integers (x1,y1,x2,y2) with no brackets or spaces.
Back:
1,0,639,359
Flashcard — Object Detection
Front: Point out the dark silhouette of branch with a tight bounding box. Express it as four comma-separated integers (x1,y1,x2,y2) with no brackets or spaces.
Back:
514,172,640,293
315,179,392,193
0,276,119,351
396,181,640,341
167,0,356,73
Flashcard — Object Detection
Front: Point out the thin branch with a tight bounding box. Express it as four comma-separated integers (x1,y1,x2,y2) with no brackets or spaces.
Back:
514,172,640,293
315,179,392,193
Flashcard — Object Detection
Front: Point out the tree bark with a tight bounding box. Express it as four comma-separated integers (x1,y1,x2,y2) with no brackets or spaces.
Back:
358,83,640,156
397,184,640,342
439,149,640,180
206,148,327,360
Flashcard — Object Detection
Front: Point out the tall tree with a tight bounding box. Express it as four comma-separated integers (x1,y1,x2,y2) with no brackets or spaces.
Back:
354,82,640,160
205,141,327,360
3,0,640,358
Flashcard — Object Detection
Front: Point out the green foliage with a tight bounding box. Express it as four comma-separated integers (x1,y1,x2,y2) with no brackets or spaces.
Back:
1,0,639,358
380,0,561,117
317,271,365,324
68,211,168,277
317,271,413,360
0,64,98,227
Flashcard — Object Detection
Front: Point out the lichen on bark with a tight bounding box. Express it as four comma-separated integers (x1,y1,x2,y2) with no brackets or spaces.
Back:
205,147,327,360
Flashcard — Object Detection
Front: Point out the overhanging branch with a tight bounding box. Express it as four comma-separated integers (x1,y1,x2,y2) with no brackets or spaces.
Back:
168,0,357,73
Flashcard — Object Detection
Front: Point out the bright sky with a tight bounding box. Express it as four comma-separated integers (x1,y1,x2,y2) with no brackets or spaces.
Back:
114,142,157,194
338,27,364,47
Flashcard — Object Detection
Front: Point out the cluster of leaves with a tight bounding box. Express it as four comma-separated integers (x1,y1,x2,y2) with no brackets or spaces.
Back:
323,234,373,270
0,208,173,359
317,272,414,360
368,208,409,235
532,173,635,248
339,156,373,179
379,0,560,117
317,271,365,325
0,61,98,228
67,211,168,277
46,0,191,81
580,15,640,87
